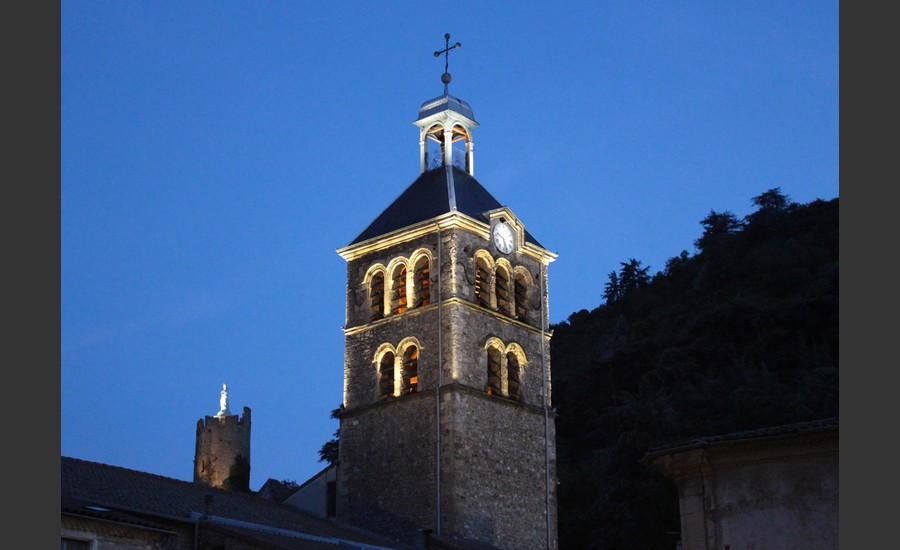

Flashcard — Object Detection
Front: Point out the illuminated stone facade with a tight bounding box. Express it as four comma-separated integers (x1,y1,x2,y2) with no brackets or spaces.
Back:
336,89,559,547
193,406,251,492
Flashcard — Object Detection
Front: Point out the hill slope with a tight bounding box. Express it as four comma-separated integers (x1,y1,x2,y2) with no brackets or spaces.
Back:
550,191,838,549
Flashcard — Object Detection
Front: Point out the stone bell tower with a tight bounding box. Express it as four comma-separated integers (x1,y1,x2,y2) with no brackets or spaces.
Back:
194,383,252,492
335,35,558,549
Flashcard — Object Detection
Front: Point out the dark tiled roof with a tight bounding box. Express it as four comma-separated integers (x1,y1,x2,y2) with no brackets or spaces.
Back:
61,456,400,549
349,165,543,248
62,495,174,533
644,417,839,457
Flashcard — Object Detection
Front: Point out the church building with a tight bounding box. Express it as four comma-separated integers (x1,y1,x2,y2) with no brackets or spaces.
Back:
61,36,560,550
334,35,559,550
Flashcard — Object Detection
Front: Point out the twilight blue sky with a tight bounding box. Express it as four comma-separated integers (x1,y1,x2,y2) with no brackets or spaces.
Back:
61,1,838,489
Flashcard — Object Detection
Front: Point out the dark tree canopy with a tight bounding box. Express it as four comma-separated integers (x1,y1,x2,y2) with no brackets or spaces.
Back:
604,259,651,303
695,210,743,252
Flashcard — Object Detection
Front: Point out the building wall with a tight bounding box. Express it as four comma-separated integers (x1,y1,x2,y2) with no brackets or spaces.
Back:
194,407,252,491
62,516,184,550
284,466,336,517
440,386,557,550
647,425,838,550
337,393,439,544
707,452,837,549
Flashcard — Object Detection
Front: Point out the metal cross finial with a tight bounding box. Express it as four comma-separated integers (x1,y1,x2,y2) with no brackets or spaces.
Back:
433,33,461,94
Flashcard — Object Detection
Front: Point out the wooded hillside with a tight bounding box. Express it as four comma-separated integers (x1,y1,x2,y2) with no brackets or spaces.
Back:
551,190,838,549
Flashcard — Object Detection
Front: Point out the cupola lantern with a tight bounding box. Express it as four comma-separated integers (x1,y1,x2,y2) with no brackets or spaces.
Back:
413,33,478,176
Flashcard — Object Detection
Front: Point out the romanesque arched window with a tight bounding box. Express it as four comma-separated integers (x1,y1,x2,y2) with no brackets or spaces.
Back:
487,346,502,396
514,272,528,323
390,265,408,315
378,352,395,399
507,352,521,401
370,270,385,322
475,258,491,309
401,346,419,395
413,256,430,308
495,266,512,317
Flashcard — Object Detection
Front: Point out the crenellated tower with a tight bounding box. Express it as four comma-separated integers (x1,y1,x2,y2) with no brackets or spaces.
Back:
193,384,252,492
335,35,558,550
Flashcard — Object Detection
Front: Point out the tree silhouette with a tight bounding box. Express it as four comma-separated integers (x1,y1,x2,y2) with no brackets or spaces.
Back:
603,270,621,303
318,405,343,465
618,258,650,295
695,210,743,251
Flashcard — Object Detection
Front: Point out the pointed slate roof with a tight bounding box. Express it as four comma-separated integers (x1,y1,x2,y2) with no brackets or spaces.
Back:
349,165,543,248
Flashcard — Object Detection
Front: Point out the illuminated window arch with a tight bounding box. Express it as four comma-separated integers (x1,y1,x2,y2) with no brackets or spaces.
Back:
474,255,492,309
495,265,512,317
374,338,422,402
412,254,431,308
389,263,408,315
401,345,419,395
378,351,395,399
370,270,385,321
483,338,528,401
507,351,521,401
513,267,533,324
487,346,502,396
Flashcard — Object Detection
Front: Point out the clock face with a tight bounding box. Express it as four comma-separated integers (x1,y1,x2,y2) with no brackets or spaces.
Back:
493,222,515,254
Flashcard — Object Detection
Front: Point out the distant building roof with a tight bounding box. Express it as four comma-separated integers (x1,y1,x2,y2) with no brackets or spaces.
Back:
349,165,543,248
642,417,839,460
61,456,400,549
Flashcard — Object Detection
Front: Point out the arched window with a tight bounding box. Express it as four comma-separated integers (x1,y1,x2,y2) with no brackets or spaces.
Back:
413,256,430,308
401,346,419,395
378,352,395,399
475,259,491,309
507,352,521,401
487,347,502,396
514,272,528,322
496,266,512,317
391,265,408,315
370,271,385,322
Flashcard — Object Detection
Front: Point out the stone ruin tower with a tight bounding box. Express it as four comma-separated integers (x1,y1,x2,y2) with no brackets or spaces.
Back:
193,383,252,492
334,35,559,549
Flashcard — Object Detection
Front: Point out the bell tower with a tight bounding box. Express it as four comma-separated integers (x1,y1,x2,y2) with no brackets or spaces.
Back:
335,36,558,549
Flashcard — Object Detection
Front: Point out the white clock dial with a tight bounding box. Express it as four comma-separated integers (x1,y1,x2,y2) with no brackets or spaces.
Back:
493,222,514,254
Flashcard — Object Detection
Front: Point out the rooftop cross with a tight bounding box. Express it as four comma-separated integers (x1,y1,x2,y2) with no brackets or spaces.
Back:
433,33,461,95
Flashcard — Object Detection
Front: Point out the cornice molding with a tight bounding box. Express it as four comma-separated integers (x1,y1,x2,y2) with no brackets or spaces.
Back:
337,210,557,264
343,296,552,338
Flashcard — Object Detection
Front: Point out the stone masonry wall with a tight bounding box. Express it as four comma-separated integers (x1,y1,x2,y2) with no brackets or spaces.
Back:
440,386,558,550
62,515,186,549
337,392,438,545
193,407,251,491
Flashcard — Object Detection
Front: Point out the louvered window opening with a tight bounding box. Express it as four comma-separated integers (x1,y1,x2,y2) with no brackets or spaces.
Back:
415,260,430,307
370,272,385,322
507,353,521,401
402,347,419,395
475,263,490,308
379,353,395,399
392,266,408,314
514,277,528,322
496,270,512,317
487,348,502,396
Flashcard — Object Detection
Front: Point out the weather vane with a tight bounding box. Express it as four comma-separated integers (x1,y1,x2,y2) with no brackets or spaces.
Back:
433,33,461,94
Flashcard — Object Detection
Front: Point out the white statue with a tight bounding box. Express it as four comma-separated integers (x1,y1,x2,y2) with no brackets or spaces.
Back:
217,383,231,416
